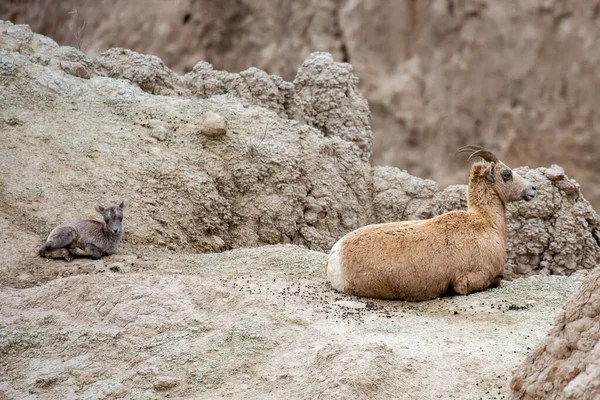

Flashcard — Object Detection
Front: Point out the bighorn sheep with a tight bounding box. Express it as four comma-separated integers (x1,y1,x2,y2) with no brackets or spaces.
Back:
39,201,127,261
326,146,537,301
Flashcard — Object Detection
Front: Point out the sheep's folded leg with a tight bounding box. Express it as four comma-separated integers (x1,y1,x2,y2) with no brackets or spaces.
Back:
453,276,471,296
453,271,499,296
489,275,503,289
39,247,73,262
72,244,103,259
39,227,78,261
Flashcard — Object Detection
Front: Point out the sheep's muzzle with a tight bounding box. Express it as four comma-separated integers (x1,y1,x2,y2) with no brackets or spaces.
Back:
522,185,537,201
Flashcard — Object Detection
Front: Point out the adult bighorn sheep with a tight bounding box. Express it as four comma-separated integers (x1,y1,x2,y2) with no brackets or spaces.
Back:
326,146,537,301
39,201,127,261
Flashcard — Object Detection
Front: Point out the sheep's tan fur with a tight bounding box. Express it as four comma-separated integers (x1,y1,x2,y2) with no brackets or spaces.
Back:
326,157,536,301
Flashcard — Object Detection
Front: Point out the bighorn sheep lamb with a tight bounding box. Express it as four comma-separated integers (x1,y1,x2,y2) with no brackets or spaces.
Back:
39,201,127,261
326,146,537,301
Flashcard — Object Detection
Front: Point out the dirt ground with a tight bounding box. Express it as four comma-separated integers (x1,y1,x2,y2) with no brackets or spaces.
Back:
0,243,584,400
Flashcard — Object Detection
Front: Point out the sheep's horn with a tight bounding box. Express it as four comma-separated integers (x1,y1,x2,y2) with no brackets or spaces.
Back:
454,145,483,157
468,150,499,163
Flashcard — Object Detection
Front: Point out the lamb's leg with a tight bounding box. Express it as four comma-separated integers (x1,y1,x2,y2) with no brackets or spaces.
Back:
72,243,103,259
40,247,73,262
38,227,77,261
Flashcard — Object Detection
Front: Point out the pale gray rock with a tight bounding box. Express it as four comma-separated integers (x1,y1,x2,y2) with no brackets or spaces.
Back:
93,48,185,95
184,61,294,119
292,52,372,160
200,111,227,138
153,376,178,391
148,119,168,141
512,267,600,399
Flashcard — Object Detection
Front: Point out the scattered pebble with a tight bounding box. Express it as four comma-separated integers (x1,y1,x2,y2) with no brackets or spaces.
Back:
200,111,227,137
544,165,565,181
75,64,91,79
148,119,168,141
153,376,178,391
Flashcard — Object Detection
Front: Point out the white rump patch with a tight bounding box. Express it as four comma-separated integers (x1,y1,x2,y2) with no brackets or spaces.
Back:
326,239,345,293
47,226,60,241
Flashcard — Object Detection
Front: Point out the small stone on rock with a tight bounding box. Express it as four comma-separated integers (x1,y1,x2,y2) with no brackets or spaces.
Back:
153,376,178,391
210,235,226,251
555,179,580,195
148,119,168,141
59,61,91,79
137,366,158,376
544,165,565,181
75,64,91,79
200,111,228,137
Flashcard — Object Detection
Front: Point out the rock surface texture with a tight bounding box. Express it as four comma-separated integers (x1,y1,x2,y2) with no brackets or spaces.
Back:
1,21,599,279
3,0,600,209
511,267,600,399
0,245,587,400
0,21,375,258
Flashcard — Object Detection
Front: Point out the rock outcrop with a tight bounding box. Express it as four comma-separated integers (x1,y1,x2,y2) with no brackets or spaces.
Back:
511,267,600,399
0,21,375,259
292,52,372,159
1,20,599,280
4,0,600,210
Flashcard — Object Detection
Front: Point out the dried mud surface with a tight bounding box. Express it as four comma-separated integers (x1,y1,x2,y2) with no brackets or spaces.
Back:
0,245,585,400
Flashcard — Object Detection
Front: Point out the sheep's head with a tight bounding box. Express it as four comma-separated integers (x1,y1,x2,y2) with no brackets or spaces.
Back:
95,200,127,236
455,145,537,203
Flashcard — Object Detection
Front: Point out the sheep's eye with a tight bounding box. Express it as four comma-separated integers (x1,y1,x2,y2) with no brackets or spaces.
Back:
502,171,513,182
104,219,109,223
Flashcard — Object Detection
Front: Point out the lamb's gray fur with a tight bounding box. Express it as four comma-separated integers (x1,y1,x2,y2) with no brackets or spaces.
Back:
39,200,127,261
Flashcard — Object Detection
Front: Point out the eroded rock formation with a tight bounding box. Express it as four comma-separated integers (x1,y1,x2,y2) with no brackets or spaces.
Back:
3,0,600,210
511,267,600,399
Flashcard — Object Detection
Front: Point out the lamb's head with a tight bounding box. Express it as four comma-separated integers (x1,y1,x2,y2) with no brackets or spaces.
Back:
95,200,127,236
456,145,537,203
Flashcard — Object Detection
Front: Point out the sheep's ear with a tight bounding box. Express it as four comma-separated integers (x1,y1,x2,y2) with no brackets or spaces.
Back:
119,199,128,210
95,205,105,215
483,162,496,183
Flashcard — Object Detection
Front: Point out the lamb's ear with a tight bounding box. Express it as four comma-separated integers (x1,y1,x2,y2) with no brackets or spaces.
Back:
483,162,496,183
119,199,128,210
95,205,105,215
